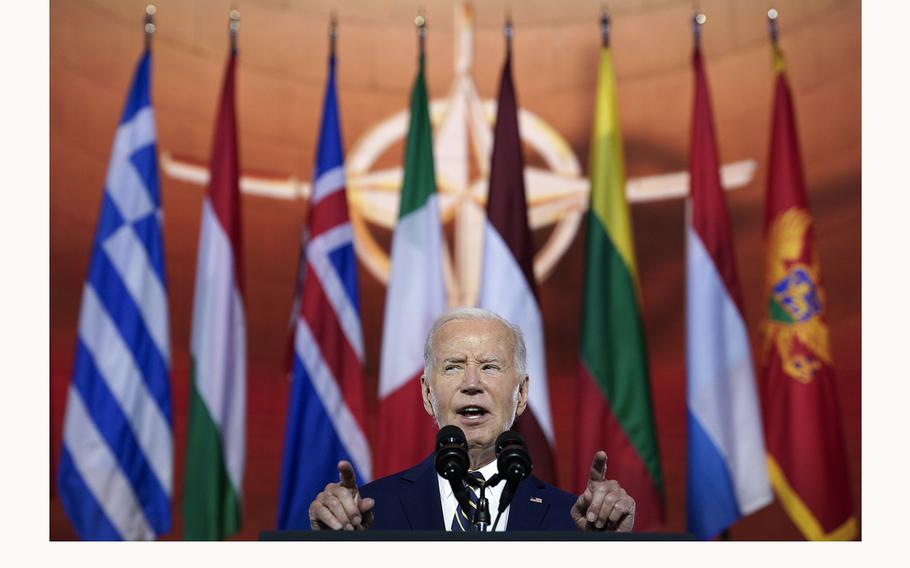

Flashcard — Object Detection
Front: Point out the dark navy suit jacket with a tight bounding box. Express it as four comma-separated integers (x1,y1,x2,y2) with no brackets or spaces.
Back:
360,455,578,531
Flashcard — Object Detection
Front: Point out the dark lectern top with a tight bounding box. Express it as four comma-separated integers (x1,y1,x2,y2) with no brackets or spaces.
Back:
259,530,693,541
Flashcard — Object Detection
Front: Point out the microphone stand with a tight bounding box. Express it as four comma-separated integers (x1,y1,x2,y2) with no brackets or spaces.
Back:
460,472,525,531
474,474,505,531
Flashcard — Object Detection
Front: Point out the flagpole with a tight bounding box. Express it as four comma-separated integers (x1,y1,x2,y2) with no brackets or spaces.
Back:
416,11,426,57
504,11,513,55
329,10,337,59
692,10,706,49
144,4,156,51
600,7,610,48
768,7,780,45
229,8,240,54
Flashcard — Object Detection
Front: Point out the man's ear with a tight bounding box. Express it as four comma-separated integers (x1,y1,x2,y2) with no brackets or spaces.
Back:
421,375,435,417
515,375,529,417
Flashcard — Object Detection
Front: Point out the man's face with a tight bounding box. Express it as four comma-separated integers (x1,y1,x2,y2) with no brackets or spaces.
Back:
421,318,529,453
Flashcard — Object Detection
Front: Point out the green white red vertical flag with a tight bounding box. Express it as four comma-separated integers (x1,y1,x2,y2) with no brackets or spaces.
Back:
375,46,447,477
183,51,246,540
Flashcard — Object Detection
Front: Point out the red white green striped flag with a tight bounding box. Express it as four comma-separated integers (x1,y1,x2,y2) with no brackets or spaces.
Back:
183,51,245,540
375,48,447,477
574,45,665,530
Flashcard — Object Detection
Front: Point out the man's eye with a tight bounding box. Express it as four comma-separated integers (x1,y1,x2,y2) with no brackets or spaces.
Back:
482,364,500,372
444,365,460,372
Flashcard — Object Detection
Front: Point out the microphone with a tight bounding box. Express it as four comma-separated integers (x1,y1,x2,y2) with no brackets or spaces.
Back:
434,425,473,518
495,430,532,515
435,425,469,480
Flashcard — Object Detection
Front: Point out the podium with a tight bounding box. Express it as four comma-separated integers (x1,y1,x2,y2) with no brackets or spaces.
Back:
259,530,693,541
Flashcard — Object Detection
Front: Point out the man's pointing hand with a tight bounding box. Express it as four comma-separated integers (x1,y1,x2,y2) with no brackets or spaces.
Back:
570,451,635,532
308,461,375,530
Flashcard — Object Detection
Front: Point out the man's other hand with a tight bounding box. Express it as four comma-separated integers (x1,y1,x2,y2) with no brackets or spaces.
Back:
571,451,635,532
308,461,375,530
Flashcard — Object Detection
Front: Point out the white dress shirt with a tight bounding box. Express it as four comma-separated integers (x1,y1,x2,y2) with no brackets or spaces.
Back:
437,459,510,531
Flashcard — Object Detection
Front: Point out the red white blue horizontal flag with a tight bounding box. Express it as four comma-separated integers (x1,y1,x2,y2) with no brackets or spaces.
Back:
685,45,772,540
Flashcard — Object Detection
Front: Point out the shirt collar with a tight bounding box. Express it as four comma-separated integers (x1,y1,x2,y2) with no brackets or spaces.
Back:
440,459,500,499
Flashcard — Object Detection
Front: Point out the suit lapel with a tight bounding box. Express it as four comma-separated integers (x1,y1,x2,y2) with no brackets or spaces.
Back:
505,476,550,531
398,455,445,530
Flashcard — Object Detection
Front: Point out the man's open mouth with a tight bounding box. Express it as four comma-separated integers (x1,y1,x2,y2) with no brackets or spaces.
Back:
457,406,489,420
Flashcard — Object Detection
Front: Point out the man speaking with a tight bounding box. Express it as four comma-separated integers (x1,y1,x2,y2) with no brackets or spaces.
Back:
308,308,635,532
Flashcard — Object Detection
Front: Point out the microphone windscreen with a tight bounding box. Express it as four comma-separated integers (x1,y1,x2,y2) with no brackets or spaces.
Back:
435,425,469,481
436,425,467,449
496,430,532,482
495,429,525,455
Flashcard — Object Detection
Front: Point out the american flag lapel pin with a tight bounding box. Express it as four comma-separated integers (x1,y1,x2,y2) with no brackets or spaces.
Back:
530,497,543,504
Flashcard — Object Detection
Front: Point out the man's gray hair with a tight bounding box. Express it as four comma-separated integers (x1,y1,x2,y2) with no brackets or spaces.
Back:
423,307,527,376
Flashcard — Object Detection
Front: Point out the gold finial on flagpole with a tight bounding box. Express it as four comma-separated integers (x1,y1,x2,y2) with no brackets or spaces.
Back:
768,6,786,72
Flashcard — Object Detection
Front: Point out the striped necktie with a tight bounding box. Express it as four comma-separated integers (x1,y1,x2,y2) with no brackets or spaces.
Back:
451,471,486,532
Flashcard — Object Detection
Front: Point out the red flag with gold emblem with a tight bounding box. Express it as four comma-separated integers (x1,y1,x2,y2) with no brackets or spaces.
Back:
760,40,857,541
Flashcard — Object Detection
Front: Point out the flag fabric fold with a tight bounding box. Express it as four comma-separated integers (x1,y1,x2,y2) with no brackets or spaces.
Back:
375,50,448,478
276,51,372,530
760,43,857,541
574,46,664,530
685,45,772,540
183,51,246,540
57,49,174,541
478,48,557,484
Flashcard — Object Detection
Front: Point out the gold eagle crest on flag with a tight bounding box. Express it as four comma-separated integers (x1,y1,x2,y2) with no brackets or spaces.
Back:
763,208,832,384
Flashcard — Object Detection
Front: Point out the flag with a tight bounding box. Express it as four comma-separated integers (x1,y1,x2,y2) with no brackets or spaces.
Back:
478,46,557,483
276,50,372,529
56,49,173,540
183,50,246,540
685,44,772,540
760,42,857,541
375,49,447,477
574,46,664,529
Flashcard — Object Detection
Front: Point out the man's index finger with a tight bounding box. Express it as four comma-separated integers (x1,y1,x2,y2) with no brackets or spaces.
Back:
337,461,357,489
588,451,607,482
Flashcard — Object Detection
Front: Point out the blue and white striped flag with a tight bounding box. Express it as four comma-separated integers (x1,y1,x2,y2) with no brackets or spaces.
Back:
276,50,372,530
57,50,173,541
